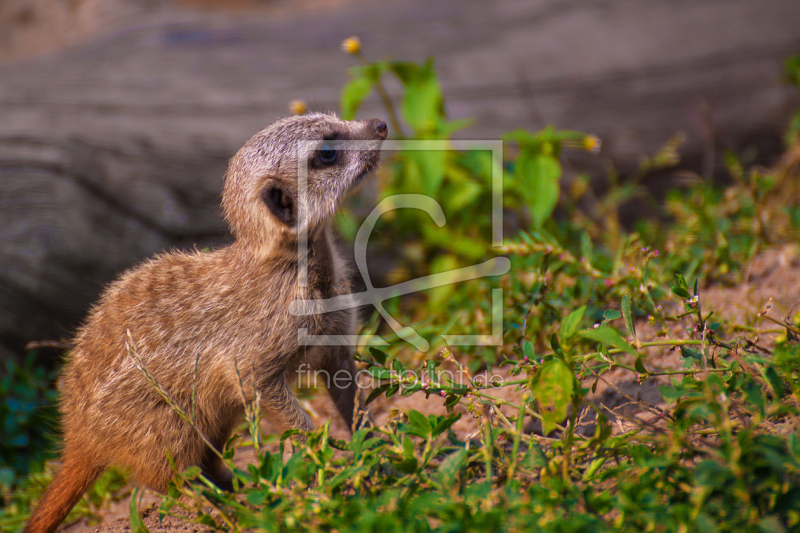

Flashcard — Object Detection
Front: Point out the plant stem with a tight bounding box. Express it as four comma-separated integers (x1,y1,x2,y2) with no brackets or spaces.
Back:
357,53,406,139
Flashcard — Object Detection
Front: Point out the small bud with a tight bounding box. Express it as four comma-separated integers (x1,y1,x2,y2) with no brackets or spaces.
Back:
341,36,361,55
440,390,447,397
583,135,601,154
288,100,307,115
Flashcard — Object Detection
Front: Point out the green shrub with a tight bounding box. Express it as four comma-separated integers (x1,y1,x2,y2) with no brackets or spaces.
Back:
0,353,58,486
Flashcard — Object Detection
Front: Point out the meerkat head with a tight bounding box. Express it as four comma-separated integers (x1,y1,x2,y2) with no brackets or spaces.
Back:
222,113,387,251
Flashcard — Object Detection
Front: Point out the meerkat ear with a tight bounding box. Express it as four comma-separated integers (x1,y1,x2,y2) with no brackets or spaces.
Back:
261,182,296,226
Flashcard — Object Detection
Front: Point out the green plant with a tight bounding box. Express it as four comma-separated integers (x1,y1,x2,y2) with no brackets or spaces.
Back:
0,353,58,486
337,40,599,309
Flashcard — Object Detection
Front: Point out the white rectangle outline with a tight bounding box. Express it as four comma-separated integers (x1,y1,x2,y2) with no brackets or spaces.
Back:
294,139,505,349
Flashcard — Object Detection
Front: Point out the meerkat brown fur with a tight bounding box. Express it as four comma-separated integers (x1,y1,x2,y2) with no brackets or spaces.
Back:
24,114,388,533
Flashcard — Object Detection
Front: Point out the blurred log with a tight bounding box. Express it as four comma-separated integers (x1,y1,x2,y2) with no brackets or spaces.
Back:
0,135,229,359
0,0,798,358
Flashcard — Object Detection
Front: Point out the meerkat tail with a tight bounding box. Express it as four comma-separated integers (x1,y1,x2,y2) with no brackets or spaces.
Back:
24,454,104,533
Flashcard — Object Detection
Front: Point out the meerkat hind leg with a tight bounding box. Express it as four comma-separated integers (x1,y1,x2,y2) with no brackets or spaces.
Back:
319,347,366,433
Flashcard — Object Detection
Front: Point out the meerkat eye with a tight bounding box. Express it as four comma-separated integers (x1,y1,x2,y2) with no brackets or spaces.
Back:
317,142,340,165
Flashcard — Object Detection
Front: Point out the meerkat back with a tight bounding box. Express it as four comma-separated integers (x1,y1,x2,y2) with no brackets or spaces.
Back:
24,114,387,533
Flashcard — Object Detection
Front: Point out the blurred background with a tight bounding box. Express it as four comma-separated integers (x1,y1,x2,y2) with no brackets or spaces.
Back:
0,0,799,362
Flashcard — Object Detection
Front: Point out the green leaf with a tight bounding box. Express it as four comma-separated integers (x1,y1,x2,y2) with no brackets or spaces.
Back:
365,383,390,406
432,413,461,437
196,515,217,528
434,448,467,488
393,436,419,473
765,366,784,399
442,176,482,213
603,310,621,321
129,488,152,533
530,360,574,435
516,153,561,228
550,332,563,359
340,77,373,120
680,346,703,360
522,340,535,360
367,367,392,380
634,357,647,374
658,385,688,402
388,61,419,85
671,287,691,299
444,394,460,410
580,231,593,263
561,305,586,340
401,57,443,132
621,293,637,343
245,490,269,506
408,410,432,437
437,117,475,137
329,465,367,489
369,347,388,365
578,327,637,356
407,149,446,195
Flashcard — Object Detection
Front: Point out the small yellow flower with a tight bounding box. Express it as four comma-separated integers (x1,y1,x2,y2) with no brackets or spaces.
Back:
341,35,361,55
288,100,307,115
583,134,601,154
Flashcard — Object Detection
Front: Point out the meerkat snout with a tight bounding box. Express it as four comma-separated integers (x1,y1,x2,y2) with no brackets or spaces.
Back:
24,113,386,533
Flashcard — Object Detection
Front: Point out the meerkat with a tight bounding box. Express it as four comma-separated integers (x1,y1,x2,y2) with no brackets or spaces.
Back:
24,113,388,533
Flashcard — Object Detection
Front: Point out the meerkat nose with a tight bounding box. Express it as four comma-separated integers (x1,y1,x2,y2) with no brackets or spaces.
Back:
368,119,388,140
